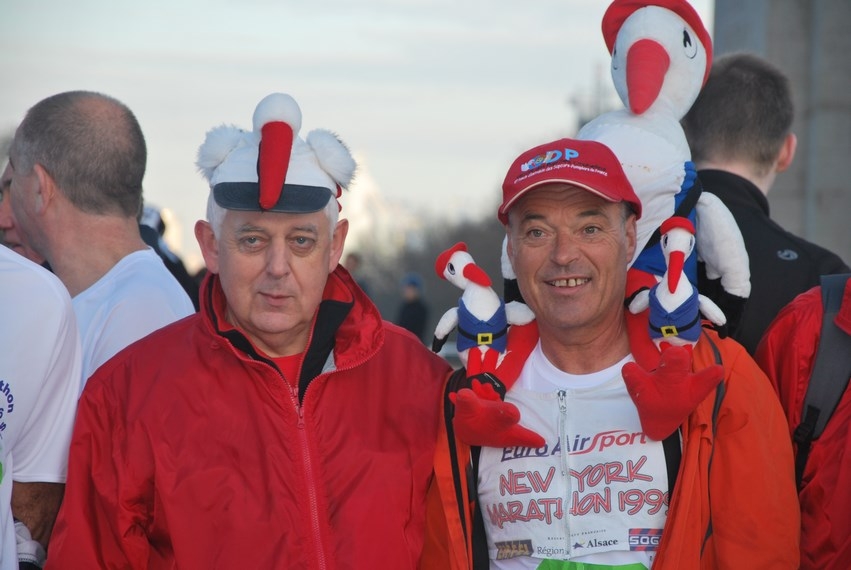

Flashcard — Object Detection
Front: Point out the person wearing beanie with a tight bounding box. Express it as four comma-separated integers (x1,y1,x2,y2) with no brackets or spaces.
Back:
46,93,452,569
421,136,799,569
395,271,430,343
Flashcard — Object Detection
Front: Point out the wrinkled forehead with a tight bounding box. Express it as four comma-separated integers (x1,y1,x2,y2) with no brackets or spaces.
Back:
220,206,329,234
508,183,620,220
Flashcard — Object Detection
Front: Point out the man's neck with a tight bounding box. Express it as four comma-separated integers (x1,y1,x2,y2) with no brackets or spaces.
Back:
695,160,775,196
537,318,632,375
48,212,147,297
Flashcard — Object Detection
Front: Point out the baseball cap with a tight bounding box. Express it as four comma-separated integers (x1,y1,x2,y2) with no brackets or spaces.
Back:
498,137,642,223
196,93,356,213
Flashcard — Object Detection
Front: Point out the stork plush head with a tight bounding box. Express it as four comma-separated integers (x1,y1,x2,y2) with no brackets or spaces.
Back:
196,92,357,215
603,0,711,117
436,242,492,290
660,215,695,294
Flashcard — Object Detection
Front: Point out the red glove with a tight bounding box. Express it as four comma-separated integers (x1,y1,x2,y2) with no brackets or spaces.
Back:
450,377,545,448
621,345,723,441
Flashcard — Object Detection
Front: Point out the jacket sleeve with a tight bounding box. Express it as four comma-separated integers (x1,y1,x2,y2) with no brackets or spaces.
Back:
706,343,800,568
45,366,153,570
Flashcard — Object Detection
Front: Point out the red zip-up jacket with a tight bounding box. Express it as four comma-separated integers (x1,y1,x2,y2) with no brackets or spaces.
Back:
756,278,851,570
47,267,451,569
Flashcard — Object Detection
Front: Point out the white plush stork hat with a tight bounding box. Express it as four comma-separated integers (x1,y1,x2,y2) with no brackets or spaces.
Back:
196,93,357,213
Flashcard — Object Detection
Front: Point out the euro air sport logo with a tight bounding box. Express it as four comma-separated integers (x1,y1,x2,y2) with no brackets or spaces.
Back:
629,528,662,551
520,148,580,172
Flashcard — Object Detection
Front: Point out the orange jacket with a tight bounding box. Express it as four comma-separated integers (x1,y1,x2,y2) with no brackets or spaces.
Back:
421,323,800,569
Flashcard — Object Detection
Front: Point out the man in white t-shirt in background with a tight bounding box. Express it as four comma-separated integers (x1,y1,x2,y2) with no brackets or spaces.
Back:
0,245,81,569
3,90,195,385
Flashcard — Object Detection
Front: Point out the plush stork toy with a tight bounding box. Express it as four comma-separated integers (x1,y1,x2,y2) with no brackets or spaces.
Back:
578,0,750,307
433,242,534,375
628,216,726,349
433,242,543,448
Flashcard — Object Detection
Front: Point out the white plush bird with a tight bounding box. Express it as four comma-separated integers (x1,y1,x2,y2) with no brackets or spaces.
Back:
433,242,534,373
629,216,725,350
578,0,750,304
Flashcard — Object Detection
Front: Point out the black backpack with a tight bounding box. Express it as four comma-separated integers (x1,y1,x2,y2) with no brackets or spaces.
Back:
792,273,851,488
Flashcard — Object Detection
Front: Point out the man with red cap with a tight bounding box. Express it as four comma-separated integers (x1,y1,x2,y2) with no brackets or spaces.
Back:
421,137,800,569
46,93,452,569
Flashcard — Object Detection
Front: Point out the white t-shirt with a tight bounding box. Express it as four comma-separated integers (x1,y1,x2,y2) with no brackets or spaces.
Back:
0,247,82,570
73,248,195,387
478,342,669,570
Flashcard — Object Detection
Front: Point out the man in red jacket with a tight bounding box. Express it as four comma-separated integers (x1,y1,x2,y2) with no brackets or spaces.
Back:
46,92,452,569
756,277,851,570
421,136,800,569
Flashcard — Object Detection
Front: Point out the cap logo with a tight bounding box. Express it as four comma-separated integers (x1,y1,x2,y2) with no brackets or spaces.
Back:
520,148,580,173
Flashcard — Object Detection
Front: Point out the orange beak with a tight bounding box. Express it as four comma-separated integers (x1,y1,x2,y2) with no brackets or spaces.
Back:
463,263,492,287
667,250,685,293
626,39,670,114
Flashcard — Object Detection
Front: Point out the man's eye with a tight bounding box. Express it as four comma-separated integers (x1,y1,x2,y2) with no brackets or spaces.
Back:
527,229,544,238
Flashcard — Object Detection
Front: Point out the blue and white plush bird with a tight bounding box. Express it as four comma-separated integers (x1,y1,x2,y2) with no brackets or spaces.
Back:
432,242,534,375
628,216,726,350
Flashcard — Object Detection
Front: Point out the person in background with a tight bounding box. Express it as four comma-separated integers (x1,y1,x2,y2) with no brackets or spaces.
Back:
682,53,850,354
0,163,47,268
344,251,372,297
1,245,81,569
46,92,451,568
421,137,799,569
2,90,195,386
395,271,429,343
755,276,851,570
139,203,200,310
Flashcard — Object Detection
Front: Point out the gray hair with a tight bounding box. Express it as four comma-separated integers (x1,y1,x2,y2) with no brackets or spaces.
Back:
11,90,146,217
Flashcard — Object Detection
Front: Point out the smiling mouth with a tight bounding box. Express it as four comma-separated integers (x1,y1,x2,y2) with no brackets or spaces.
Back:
549,278,589,288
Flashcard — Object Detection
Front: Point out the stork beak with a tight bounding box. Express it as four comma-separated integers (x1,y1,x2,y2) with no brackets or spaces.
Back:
667,250,685,294
463,263,492,287
626,39,670,114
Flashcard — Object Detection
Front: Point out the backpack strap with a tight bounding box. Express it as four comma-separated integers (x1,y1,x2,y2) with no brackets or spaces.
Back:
640,173,703,254
793,273,851,488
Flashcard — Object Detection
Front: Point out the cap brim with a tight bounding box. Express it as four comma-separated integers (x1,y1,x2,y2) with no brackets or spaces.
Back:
499,178,630,222
213,182,332,213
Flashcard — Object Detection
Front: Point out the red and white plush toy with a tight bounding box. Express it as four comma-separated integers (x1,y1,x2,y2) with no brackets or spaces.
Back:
571,0,747,440
433,242,543,448
578,0,750,305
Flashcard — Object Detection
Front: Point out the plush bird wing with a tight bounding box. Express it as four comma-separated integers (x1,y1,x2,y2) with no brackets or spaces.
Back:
505,301,535,326
694,192,751,298
698,294,727,326
434,307,458,341
628,289,651,314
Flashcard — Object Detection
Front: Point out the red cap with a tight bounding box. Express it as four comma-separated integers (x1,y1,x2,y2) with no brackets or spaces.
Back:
602,0,713,85
498,138,642,224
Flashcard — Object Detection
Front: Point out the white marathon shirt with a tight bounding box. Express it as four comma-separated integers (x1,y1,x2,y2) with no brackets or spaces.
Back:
73,248,195,388
478,342,669,570
0,248,82,570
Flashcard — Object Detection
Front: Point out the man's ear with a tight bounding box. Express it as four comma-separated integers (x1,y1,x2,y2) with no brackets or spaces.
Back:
195,220,220,274
329,219,349,272
776,133,797,173
32,164,57,213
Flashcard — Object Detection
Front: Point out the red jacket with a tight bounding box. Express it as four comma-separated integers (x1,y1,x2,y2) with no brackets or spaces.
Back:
47,268,451,569
755,278,851,570
422,321,800,569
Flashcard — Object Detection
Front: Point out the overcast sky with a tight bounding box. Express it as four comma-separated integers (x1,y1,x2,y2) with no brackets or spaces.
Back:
1,0,712,269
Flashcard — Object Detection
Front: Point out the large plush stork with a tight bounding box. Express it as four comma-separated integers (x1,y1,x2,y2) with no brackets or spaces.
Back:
578,0,750,306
